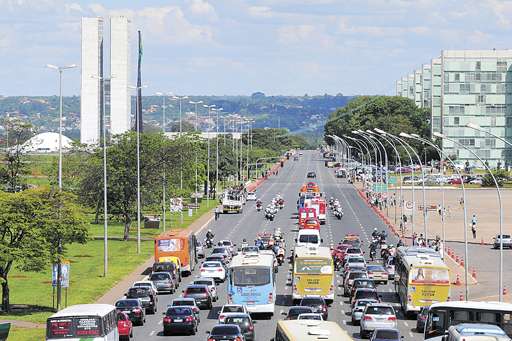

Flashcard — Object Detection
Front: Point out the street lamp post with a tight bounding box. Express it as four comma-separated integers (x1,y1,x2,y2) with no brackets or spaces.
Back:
213,107,223,198
203,104,216,205
356,130,384,193
156,92,172,231
189,100,203,211
172,96,188,192
46,63,77,311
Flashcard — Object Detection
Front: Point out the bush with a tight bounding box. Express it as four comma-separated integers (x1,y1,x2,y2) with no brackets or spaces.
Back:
482,169,509,187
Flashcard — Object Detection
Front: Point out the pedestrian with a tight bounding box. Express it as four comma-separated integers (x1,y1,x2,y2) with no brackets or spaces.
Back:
459,197,464,206
437,204,442,216
471,213,477,239
215,206,220,220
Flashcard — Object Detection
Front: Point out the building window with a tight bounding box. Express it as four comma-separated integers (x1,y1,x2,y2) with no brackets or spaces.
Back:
491,116,496,126
454,117,460,125
476,61,481,70
455,73,460,81
498,61,507,72
459,138,475,146
484,138,496,148
506,117,512,127
477,95,485,103
477,149,490,159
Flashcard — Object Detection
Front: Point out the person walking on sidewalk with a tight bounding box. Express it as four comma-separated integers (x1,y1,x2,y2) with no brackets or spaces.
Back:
215,206,221,220
471,213,477,239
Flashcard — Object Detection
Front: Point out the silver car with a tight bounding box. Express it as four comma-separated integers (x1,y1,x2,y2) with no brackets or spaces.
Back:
360,304,397,338
192,277,218,302
351,299,379,325
149,272,175,294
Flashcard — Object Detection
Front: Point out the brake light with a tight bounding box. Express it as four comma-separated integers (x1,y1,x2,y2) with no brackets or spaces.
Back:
236,337,242,341
208,338,215,341
219,314,225,321
268,293,273,303
133,308,142,315
200,269,205,272
388,316,397,321
248,324,254,331
163,316,172,323
185,316,194,323
363,316,374,321
217,268,223,272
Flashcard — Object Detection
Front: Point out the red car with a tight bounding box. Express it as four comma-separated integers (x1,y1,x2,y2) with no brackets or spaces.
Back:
117,312,133,340
301,217,320,230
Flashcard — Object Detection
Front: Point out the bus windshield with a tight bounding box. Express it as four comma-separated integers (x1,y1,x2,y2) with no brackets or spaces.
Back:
409,267,449,284
232,267,271,286
295,258,332,274
48,317,102,338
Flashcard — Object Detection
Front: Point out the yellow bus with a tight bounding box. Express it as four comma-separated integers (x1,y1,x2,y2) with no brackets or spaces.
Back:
274,320,353,341
292,246,334,303
395,247,450,315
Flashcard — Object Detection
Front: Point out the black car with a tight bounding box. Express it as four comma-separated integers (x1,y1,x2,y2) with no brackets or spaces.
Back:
351,288,379,307
208,324,245,341
299,297,328,320
182,284,212,309
115,299,145,326
286,306,315,320
224,313,255,341
163,306,198,336
350,279,377,298
416,306,429,332
126,287,157,314
152,261,181,286
307,171,316,178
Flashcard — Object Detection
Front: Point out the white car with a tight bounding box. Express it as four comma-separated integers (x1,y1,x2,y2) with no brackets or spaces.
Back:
247,192,257,201
200,261,226,282
217,241,236,255
192,277,218,302
132,281,158,296
297,313,324,321
360,303,397,338
218,304,249,323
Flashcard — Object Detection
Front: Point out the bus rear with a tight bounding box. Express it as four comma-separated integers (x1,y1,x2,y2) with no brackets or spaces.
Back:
407,265,450,311
293,247,334,302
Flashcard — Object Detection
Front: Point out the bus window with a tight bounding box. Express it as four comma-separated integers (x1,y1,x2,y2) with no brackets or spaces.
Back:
451,310,472,325
477,312,500,324
232,267,270,286
426,310,447,338
502,313,512,336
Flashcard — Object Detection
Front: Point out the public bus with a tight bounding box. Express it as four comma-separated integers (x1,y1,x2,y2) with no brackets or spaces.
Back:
154,229,198,275
274,320,352,341
292,246,335,302
424,301,512,339
395,247,450,315
46,304,118,340
227,253,276,316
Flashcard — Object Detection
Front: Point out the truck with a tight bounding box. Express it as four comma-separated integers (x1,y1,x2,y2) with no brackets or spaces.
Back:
221,189,244,214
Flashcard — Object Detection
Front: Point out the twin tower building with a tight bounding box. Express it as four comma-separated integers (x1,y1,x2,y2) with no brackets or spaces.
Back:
80,17,131,145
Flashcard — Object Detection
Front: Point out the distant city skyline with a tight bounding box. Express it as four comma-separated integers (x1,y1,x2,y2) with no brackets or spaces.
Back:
2,0,512,96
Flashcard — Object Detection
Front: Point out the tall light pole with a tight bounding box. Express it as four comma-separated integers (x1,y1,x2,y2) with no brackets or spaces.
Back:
129,84,147,254
156,92,172,231
46,63,76,311
204,104,216,205
213,107,223,197
172,96,188,192
189,100,203,210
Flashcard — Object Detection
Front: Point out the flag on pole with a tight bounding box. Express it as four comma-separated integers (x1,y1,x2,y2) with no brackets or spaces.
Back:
136,30,143,133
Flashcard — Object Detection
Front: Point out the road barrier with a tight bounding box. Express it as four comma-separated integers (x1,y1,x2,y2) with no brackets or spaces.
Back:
454,274,462,286
459,293,464,301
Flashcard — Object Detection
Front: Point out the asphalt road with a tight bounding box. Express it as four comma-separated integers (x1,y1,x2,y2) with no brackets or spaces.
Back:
131,150,424,341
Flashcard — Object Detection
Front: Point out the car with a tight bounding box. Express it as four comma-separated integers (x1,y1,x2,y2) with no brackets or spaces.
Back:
384,257,395,280
293,156,299,161
117,311,133,340
182,284,212,309
192,277,218,302
125,287,157,314
351,299,379,326
350,279,377,298
247,192,257,201
196,240,205,259
493,234,512,249
352,288,380,307
149,272,175,294
297,313,324,321
366,265,388,285
206,254,228,265
469,178,483,185
218,304,249,323
152,261,181,285
360,304,397,338
211,246,232,261
240,246,259,255
344,254,366,268
223,313,255,341
207,324,245,341
286,306,315,320
115,299,145,326
307,171,316,178
301,217,321,230
416,306,429,332
370,328,401,341
169,298,201,322
299,297,328,320
200,261,227,282
162,306,198,336
218,241,236,255
344,271,369,296
345,247,364,257
132,280,159,296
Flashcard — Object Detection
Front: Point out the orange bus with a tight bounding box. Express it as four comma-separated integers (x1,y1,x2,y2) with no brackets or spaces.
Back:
154,229,198,275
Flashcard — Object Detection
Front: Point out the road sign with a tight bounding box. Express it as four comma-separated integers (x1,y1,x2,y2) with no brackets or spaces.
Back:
52,261,70,288
372,183,388,192
170,197,183,213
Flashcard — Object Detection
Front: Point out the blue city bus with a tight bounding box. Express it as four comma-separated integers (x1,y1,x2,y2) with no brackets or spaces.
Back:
227,253,275,316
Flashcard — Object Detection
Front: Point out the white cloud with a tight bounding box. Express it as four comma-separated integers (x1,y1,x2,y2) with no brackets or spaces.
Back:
188,0,216,17
484,0,512,28
277,24,333,47
247,6,274,18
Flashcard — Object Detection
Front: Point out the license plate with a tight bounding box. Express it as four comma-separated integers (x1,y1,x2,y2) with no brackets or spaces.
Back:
305,288,321,292
208,270,215,273
246,301,255,305
122,310,130,314
174,318,183,322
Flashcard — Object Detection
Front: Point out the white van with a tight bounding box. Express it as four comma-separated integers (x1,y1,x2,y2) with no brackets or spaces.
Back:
296,229,322,247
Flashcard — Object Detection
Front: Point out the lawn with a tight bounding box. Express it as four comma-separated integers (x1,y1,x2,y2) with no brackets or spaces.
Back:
6,327,45,341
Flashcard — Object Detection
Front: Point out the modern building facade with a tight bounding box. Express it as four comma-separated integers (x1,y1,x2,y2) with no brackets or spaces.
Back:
395,49,512,167
80,17,103,145
110,16,131,136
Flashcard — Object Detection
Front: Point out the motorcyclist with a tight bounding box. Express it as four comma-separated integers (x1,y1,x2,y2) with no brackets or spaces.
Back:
241,238,249,248
397,239,404,247
380,230,387,241
369,242,377,261
206,229,214,241
371,228,379,239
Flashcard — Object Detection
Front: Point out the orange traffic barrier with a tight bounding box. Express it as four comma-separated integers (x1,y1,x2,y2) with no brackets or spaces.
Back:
504,287,508,296
459,293,464,301
460,258,465,267
454,274,462,286
471,268,477,279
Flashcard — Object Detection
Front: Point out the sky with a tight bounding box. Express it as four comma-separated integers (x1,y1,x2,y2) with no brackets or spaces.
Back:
2,0,512,96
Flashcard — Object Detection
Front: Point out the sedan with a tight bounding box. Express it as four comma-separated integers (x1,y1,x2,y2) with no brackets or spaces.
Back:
370,328,401,341
352,288,380,306
200,261,227,282
182,284,212,309
350,279,377,298
170,298,200,322
307,171,317,178
115,299,145,326
205,255,228,265
360,304,397,338
223,313,255,341
247,192,257,201
162,306,198,336
149,272,175,294
193,277,218,302
344,271,369,296
116,312,133,340
218,304,249,323
299,297,328,321
286,306,315,320
351,299,379,326
207,324,245,341
211,247,232,261
366,265,388,285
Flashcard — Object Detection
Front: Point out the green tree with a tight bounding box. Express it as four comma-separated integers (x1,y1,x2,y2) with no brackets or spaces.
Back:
0,187,88,312
482,169,509,187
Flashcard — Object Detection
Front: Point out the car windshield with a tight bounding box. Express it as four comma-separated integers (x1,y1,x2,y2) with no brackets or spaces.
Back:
206,257,223,262
223,306,244,313
290,308,312,317
306,219,317,225
225,317,250,325
350,272,367,279
355,280,375,287
117,312,128,321
301,298,324,306
368,266,385,271
194,280,212,286
375,330,400,339
299,314,322,320
366,306,394,315
347,249,361,254
116,300,139,308
127,288,149,297
299,234,319,243
357,290,378,300
348,257,364,263
222,241,232,246
186,287,207,294
150,273,169,280
211,325,239,335
212,248,226,254
357,300,375,307
202,262,221,268
172,300,194,306
167,307,192,315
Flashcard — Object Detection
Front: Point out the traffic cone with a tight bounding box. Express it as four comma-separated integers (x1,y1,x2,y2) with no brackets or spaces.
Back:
454,274,462,286
459,258,465,267
481,238,484,245
471,268,477,280
459,293,464,301
504,287,508,296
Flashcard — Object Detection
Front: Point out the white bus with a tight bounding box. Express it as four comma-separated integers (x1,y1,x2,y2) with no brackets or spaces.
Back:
228,253,276,316
274,320,352,341
46,304,118,340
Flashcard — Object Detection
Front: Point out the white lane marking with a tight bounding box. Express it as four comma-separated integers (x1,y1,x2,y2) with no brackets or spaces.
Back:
149,331,155,336
404,321,409,327
409,332,414,337
343,320,347,325
158,320,162,325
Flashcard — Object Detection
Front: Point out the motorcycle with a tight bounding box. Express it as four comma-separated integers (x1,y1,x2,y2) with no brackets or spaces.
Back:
334,207,343,219
256,203,262,212
276,249,285,265
370,248,377,261
278,198,285,209
380,244,389,259
205,238,213,248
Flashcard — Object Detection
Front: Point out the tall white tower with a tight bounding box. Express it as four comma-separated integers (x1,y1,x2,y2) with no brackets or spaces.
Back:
80,17,103,145
110,16,131,135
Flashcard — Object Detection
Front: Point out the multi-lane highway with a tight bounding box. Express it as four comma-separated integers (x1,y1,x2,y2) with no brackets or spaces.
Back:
131,150,423,340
